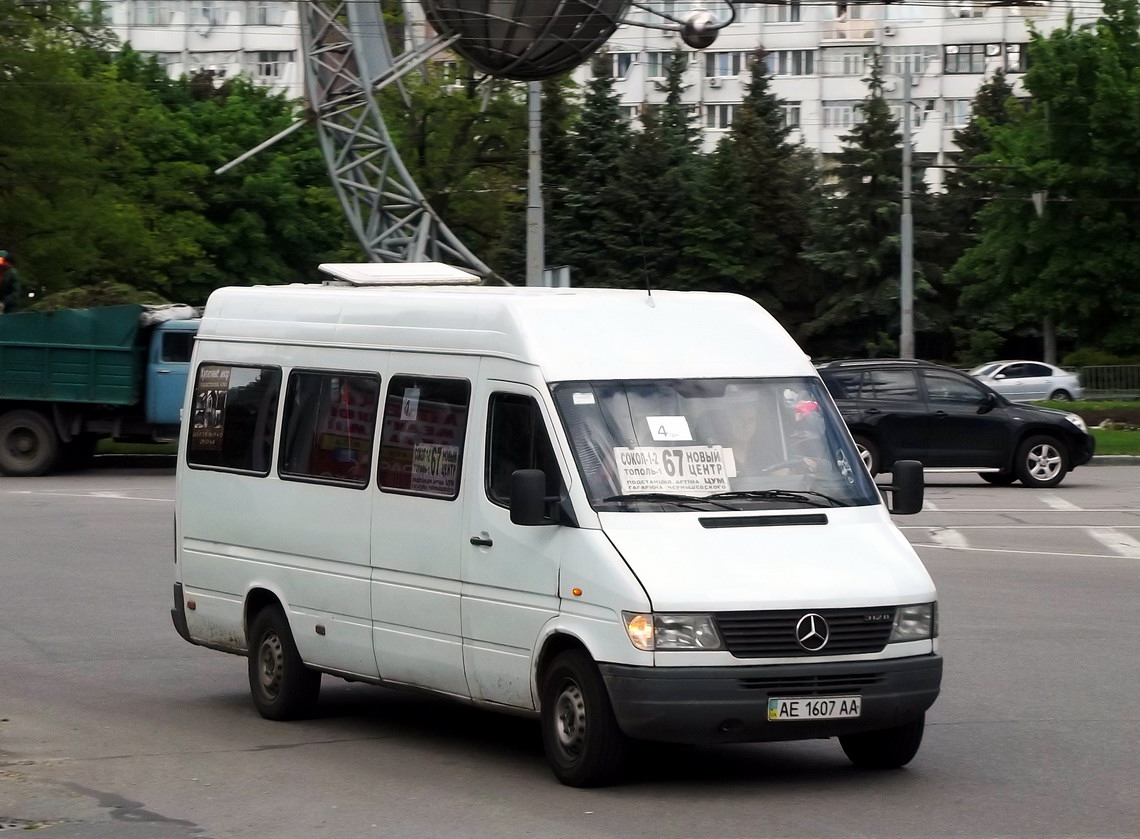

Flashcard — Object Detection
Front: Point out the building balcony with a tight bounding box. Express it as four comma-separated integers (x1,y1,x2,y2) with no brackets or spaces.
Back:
821,18,878,42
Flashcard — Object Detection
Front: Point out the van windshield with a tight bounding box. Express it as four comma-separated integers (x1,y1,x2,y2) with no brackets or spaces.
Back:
551,378,881,512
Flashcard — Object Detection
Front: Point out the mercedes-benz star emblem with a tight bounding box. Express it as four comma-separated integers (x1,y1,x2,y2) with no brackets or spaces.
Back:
795,613,830,652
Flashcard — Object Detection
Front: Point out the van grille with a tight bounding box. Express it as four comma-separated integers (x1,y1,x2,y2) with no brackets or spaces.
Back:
738,672,886,695
715,608,895,658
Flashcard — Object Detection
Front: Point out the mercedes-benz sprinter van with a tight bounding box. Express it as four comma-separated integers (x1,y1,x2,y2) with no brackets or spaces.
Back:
172,263,940,787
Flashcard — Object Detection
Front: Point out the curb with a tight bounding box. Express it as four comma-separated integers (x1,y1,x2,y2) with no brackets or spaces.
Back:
1088,455,1140,465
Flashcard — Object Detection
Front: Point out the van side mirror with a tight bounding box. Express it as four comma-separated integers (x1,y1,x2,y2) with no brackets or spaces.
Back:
888,460,924,515
510,469,548,526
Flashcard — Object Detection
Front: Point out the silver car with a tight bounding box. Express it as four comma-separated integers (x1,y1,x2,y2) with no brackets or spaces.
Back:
969,360,1083,402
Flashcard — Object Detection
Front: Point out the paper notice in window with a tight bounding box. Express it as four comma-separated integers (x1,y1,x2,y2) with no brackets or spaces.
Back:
646,416,693,441
614,446,731,495
410,442,459,495
401,387,421,421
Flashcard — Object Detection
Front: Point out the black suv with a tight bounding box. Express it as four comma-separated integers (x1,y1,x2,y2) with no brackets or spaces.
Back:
818,359,1095,488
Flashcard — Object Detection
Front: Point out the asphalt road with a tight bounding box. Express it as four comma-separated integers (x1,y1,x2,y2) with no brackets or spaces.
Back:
1,463,1138,838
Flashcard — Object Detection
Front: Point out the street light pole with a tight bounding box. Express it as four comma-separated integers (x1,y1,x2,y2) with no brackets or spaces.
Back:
525,80,545,287
900,72,915,360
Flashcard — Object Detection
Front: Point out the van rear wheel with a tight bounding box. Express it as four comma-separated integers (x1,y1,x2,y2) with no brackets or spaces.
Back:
839,714,925,769
247,605,321,721
540,650,630,787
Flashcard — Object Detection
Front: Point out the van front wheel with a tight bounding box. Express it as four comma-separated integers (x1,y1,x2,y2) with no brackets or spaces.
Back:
540,650,630,787
247,605,321,721
839,714,925,769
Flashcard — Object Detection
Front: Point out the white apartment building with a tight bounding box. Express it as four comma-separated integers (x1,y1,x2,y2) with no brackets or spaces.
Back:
593,0,1100,169
105,0,303,98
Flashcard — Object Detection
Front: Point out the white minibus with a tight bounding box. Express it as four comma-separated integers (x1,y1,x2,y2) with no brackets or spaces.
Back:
172,263,939,787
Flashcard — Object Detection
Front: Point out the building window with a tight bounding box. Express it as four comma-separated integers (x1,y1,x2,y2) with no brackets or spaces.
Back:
704,103,739,129
254,1,284,25
611,52,634,80
1006,43,1027,72
278,372,381,488
822,48,867,76
645,51,687,79
485,393,562,512
952,2,985,17
136,1,171,25
378,376,470,500
822,101,864,128
766,50,815,76
254,51,290,79
782,102,802,129
944,44,991,74
888,102,930,128
766,1,801,23
705,51,746,78
885,2,925,19
187,364,282,475
198,1,223,26
945,99,972,127
884,45,938,76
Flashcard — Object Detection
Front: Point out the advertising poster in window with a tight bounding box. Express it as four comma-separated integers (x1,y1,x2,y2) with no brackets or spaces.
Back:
379,395,468,493
190,365,230,451
410,443,460,495
318,378,378,457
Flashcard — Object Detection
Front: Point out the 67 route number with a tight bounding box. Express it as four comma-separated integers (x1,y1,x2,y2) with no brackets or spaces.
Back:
768,696,861,721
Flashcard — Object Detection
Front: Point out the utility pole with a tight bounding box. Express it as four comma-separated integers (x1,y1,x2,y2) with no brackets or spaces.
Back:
526,81,545,287
899,72,915,360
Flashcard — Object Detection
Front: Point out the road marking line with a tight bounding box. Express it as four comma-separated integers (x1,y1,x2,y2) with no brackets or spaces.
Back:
901,524,1140,529
3,490,172,503
1041,495,1083,512
923,500,939,511
911,543,1128,560
926,527,968,548
1085,528,1140,559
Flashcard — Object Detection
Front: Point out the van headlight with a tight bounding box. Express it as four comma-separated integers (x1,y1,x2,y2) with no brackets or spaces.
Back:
1065,413,1087,433
623,612,723,651
889,603,937,642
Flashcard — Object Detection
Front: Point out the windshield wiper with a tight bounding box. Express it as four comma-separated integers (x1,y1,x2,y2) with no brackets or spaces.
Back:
601,492,738,511
706,489,846,508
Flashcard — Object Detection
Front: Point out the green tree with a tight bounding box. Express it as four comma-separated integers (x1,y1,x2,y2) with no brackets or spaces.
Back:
950,0,1140,357
680,49,817,326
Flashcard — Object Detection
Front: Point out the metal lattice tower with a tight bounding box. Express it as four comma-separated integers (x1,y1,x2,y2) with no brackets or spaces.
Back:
297,0,492,272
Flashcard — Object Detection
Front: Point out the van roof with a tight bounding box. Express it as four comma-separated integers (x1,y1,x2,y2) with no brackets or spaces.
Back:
196,283,814,381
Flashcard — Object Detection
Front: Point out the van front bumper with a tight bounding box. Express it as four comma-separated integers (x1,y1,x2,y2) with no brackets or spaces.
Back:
599,654,942,744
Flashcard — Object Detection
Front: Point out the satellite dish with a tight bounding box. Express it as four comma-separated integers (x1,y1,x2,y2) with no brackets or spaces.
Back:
680,10,720,49
420,0,632,81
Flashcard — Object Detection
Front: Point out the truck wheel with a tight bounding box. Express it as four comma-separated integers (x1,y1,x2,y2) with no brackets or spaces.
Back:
0,410,60,477
839,714,925,769
247,605,321,721
540,650,630,787
1015,435,1069,488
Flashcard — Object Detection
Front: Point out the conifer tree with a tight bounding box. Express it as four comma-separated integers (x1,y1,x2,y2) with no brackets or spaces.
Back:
680,48,817,327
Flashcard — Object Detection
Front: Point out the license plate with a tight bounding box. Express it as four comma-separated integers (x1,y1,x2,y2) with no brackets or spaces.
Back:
768,695,861,721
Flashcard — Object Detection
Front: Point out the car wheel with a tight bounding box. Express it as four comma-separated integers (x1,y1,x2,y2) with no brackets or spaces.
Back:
540,650,630,787
980,472,1017,486
1015,435,1070,488
0,409,60,477
1049,389,1073,401
840,714,925,769
852,435,879,477
248,605,321,721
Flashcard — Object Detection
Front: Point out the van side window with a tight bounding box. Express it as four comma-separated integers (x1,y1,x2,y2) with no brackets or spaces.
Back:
187,364,281,475
279,371,380,488
378,375,470,499
486,393,562,510
161,331,194,363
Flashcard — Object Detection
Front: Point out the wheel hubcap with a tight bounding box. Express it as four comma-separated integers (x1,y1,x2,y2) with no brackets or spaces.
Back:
553,681,586,756
5,429,37,460
1028,444,1062,480
258,632,284,699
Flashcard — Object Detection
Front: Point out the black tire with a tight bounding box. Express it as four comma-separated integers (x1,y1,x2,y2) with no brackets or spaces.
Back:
840,714,925,769
0,409,60,477
1048,389,1073,401
852,435,879,477
979,472,1017,486
540,650,630,787
247,605,321,721
1015,434,1070,488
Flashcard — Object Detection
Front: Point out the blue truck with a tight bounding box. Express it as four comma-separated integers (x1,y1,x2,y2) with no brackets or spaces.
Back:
0,304,198,476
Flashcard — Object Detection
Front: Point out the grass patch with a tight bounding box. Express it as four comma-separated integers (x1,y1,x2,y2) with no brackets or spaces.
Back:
96,440,177,455
1089,428,1140,455
1035,400,1140,426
